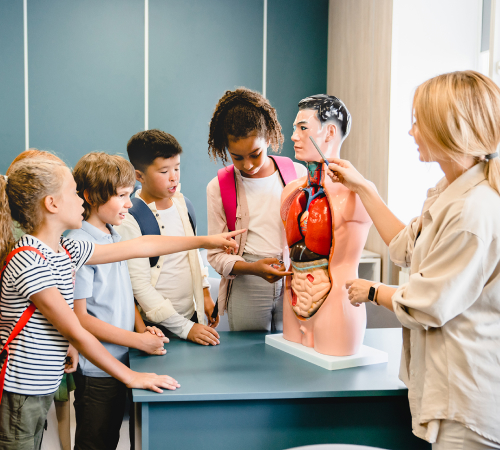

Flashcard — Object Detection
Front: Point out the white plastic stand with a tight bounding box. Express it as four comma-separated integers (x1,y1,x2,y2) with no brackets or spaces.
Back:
265,333,388,370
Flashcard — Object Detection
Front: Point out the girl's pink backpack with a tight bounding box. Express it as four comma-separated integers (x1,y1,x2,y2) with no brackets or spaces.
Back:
217,155,298,231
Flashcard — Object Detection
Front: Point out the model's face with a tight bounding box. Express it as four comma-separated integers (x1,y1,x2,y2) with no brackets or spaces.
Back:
138,155,180,200
291,109,328,162
94,186,133,227
227,134,269,178
57,169,85,230
409,120,433,163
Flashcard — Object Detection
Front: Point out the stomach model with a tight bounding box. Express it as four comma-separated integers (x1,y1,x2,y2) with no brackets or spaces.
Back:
281,163,333,319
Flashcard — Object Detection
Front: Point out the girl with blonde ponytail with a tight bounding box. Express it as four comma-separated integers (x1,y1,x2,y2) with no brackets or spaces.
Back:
0,158,243,448
326,71,500,449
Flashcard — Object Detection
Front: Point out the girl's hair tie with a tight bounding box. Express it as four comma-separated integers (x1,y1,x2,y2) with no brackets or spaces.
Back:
485,152,498,161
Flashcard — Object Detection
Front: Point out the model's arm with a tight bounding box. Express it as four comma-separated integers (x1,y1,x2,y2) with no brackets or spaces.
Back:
73,298,167,355
327,158,405,246
87,230,244,266
31,287,180,392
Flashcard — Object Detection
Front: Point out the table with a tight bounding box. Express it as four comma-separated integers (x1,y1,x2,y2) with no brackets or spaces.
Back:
130,329,430,450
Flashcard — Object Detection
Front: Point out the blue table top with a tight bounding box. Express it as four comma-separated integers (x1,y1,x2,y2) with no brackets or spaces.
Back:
130,328,407,403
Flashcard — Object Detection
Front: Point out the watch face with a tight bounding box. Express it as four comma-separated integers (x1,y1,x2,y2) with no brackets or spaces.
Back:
368,286,375,301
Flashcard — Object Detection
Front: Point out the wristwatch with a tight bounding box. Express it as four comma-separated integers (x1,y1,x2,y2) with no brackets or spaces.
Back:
368,283,382,305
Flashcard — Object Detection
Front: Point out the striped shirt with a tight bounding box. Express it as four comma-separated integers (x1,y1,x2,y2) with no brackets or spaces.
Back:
0,235,94,395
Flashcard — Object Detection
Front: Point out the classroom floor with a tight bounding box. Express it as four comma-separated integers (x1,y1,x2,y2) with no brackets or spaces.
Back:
41,391,130,450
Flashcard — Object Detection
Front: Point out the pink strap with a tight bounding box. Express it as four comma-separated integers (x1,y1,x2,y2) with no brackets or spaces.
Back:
217,165,237,232
269,155,297,185
217,157,298,232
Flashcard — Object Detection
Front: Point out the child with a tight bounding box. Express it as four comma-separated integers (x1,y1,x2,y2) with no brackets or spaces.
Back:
116,130,220,346
67,153,167,450
6,149,75,450
206,87,307,331
0,158,241,448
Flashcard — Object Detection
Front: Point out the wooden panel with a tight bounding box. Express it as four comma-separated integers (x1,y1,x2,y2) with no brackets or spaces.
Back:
327,0,394,283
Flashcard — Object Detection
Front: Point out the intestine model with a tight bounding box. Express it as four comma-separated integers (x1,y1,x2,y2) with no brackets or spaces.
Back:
280,95,372,356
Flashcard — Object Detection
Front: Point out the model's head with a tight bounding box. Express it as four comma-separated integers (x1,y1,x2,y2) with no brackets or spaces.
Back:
208,88,284,174
412,70,500,193
73,152,135,221
292,94,351,162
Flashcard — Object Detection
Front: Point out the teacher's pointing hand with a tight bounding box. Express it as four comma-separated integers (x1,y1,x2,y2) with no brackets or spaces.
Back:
326,158,368,194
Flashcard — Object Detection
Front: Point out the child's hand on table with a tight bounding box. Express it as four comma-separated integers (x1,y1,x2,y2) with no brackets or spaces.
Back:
139,330,169,355
125,372,180,393
145,325,167,338
187,323,220,346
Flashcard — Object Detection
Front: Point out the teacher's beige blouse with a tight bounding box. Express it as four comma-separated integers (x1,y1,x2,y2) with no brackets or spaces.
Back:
390,162,500,444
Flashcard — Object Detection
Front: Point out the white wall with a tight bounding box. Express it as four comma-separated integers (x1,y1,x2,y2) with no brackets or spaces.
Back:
388,0,482,224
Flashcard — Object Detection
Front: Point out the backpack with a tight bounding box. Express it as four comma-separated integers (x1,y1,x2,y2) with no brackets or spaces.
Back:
217,155,298,232
0,245,72,404
128,196,197,268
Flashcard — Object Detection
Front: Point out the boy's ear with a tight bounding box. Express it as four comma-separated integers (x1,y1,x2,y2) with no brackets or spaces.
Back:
83,190,92,206
135,169,144,183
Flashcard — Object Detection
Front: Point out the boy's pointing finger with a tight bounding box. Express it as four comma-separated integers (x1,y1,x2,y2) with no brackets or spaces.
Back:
226,229,246,238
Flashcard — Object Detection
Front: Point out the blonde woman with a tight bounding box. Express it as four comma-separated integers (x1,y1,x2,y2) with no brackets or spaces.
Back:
327,71,500,449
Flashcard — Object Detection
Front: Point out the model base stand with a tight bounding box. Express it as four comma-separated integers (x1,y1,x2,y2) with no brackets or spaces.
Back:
265,334,388,370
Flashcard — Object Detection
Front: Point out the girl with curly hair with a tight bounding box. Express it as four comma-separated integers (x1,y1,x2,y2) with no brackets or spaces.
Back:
207,87,307,332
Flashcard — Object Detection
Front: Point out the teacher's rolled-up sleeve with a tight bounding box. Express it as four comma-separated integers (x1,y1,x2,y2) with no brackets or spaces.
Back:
392,228,485,330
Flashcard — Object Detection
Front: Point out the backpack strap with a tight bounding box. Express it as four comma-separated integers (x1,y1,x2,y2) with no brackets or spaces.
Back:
129,198,161,268
217,157,297,232
0,246,46,405
183,196,197,236
217,165,237,232
269,155,298,186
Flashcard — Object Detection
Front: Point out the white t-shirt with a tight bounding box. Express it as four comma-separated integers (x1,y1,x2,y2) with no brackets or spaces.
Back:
155,204,196,319
241,170,283,257
0,235,94,395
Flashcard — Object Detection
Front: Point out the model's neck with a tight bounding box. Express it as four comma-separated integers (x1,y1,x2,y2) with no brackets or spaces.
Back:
307,161,324,186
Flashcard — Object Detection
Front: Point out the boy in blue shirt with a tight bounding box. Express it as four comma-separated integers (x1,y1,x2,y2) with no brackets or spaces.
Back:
68,152,171,450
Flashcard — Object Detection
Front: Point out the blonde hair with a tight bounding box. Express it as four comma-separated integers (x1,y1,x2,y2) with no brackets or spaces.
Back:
6,149,63,176
73,152,135,221
0,158,68,264
413,70,500,194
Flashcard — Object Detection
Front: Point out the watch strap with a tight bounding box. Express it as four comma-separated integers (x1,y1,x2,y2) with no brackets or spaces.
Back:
369,283,383,305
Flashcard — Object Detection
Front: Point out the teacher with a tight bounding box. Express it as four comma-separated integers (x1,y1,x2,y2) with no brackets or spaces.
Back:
327,71,500,450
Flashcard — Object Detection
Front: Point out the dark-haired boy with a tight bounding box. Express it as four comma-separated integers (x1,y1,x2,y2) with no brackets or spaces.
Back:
116,129,220,346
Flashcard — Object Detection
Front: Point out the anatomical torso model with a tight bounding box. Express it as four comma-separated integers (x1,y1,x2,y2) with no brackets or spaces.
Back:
281,95,372,356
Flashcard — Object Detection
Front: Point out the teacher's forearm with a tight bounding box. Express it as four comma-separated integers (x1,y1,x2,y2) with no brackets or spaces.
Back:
357,182,405,246
375,284,397,312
